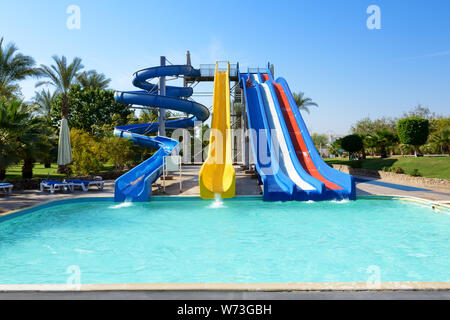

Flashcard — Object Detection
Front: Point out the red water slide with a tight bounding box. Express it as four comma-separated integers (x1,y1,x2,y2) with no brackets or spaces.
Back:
272,83,343,190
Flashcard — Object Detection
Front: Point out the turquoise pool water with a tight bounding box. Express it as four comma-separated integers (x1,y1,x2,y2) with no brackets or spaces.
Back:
0,198,448,285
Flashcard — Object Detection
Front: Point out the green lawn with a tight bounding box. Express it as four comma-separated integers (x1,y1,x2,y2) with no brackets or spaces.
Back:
325,157,450,180
5,163,115,180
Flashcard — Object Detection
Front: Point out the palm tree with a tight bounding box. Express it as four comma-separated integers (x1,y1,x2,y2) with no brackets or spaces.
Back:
292,92,318,114
35,55,84,119
0,98,23,179
139,108,159,124
77,70,111,90
0,38,38,99
430,128,450,155
0,98,49,179
367,130,398,158
33,89,56,123
18,114,50,179
311,133,329,152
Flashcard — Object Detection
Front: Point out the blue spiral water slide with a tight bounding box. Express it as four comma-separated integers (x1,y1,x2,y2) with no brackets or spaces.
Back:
113,65,210,202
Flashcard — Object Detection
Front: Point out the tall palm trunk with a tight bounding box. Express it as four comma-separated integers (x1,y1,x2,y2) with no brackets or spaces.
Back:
44,159,52,168
380,145,387,158
62,94,69,119
22,158,34,179
361,148,367,159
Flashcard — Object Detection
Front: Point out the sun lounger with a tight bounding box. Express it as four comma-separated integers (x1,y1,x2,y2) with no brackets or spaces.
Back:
0,183,13,196
40,181,73,194
68,179,105,192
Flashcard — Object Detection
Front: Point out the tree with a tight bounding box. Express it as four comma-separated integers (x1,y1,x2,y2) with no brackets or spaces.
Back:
328,138,343,157
429,128,449,155
32,89,56,124
0,38,38,99
36,55,84,120
351,117,397,135
49,85,133,135
366,130,398,158
18,115,50,179
311,133,329,151
0,98,49,179
341,135,363,159
139,108,159,124
402,105,437,120
397,118,430,157
292,92,318,114
0,98,23,179
77,70,111,90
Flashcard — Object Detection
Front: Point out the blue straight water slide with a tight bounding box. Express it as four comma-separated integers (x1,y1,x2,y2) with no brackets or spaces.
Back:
240,67,355,201
114,65,210,202
240,72,323,201
240,72,296,201
275,78,356,200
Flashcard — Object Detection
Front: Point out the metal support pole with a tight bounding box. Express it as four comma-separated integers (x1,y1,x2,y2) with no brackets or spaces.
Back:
163,157,166,194
183,51,191,118
159,56,167,137
186,50,192,67
179,159,183,193
243,89,250,169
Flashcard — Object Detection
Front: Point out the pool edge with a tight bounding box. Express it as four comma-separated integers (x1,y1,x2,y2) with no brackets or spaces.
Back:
2,194,448,223
0,282,449,292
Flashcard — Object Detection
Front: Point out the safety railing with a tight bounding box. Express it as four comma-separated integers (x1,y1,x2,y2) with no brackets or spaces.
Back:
200,63,238,77
247,67,268,74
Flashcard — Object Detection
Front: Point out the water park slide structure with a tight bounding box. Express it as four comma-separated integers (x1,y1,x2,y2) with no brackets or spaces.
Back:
199,63,236,199
114,65,210,202
240,68,355,201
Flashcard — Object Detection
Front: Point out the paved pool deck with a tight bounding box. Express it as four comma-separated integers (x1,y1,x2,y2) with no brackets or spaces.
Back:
1,165,449,215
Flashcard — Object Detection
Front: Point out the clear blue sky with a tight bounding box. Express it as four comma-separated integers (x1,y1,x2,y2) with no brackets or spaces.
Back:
1,0,449,134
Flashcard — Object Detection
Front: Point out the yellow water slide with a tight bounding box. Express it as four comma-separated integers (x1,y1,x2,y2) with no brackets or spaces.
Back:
199,62,236,199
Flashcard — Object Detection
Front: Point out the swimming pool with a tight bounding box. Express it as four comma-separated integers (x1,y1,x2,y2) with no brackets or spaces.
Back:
0,198,448,285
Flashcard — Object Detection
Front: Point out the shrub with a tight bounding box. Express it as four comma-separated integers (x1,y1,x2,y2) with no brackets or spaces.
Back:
410,169,422,177
391,167,405,174
103,136,136,170
382,166,391,172
70,129,105,175
397,118,430,156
